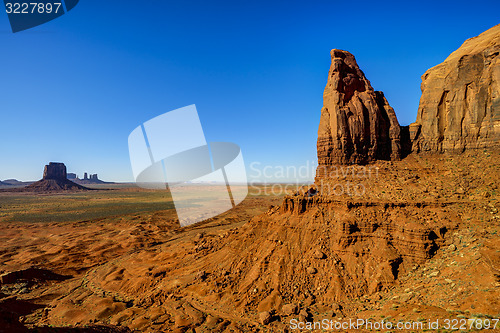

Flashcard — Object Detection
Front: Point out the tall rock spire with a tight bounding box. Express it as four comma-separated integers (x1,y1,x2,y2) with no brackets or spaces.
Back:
317,49,402,174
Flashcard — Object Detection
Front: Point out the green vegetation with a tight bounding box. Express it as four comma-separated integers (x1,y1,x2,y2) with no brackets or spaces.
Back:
0,190,174,223
0,184,286,224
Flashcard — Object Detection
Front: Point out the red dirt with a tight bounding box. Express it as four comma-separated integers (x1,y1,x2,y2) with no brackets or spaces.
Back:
0,150,499,332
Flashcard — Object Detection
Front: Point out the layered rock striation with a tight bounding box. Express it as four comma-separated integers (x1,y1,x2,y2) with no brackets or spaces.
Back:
410,24,500,152
317,49,402,172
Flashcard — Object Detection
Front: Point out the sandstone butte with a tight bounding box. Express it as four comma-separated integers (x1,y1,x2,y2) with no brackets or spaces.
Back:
23,162,89,192
410,23,500,152
317,23,500,175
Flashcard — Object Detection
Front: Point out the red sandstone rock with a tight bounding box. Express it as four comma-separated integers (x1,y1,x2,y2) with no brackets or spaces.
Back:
317,49,402,171
24,162,89,192
43,162,67,180
411,24,500,152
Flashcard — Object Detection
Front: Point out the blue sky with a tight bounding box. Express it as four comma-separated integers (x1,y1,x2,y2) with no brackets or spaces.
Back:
0,0,498,182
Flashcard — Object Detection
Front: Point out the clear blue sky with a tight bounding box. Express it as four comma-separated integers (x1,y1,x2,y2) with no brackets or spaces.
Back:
0,0,498,182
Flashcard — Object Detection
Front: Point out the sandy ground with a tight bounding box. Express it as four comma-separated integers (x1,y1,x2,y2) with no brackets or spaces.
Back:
0,151,499,332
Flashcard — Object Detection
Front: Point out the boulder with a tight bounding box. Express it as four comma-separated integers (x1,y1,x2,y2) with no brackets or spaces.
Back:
281,303,298,316
312,249,326,259
258,311,272,325
317,49,402,173
411,24,500,152
306,267,317,274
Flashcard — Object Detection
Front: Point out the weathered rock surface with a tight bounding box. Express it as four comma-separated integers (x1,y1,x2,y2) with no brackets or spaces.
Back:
43,162,67,180
317,49,402,172
411,24,500,152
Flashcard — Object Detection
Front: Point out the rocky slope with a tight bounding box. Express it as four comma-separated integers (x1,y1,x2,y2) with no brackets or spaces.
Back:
317,49,402,172
410,24,500,152
13,150,496,332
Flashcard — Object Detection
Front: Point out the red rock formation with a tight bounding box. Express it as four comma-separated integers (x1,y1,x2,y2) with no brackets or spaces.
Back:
43,162,67,180
317,49,402,173
52,195,456,323
411,24,500,152
25,162,89,192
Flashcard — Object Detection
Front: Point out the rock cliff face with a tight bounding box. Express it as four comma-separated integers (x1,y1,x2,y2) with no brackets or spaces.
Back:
43,162,67,180
411,24,500,152
317,49,402,172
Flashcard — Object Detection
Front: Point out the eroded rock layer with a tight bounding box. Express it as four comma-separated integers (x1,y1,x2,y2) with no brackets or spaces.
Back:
411,24,500,152
317,49,402,172
42,195,458,331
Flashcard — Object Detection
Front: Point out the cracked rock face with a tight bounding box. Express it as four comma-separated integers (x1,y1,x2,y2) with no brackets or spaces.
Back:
317,49,402,172
411,24,500,152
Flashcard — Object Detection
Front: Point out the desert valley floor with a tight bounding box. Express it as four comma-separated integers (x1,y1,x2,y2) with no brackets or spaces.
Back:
0,150,499,332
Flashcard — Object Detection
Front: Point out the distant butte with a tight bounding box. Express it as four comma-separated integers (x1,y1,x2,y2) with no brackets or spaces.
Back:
67,172,112,185
22,162,90,192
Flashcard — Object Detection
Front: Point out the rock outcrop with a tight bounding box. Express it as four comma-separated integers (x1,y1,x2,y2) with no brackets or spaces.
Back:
22,163,89,192
67,173,77,180
317,49,402,173
75,173,109,185
411,24,500,152
43,162,67,180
